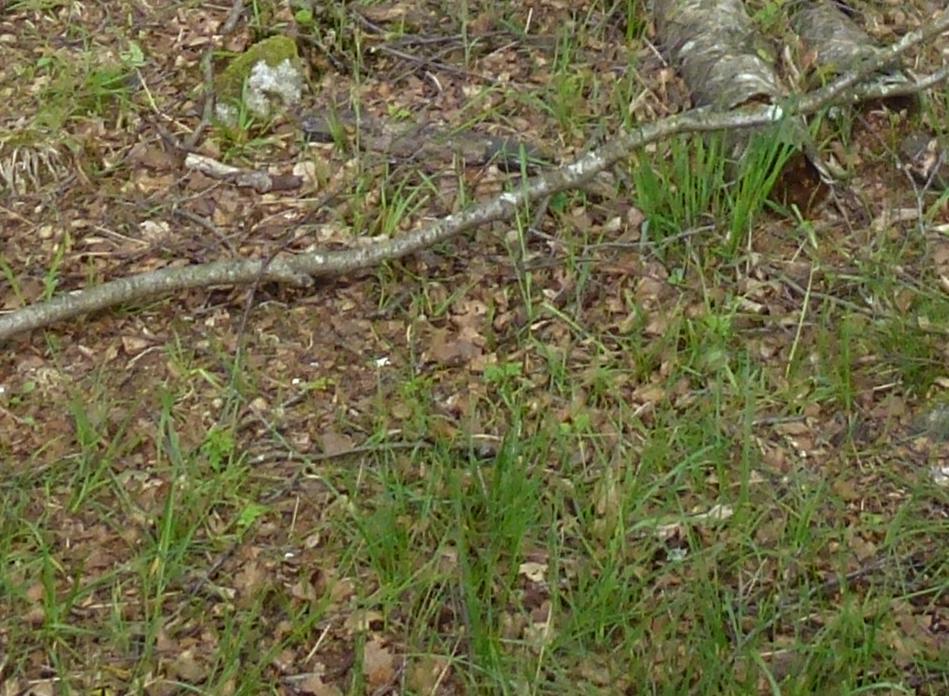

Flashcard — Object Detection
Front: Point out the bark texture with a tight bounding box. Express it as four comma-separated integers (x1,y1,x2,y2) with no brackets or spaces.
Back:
653,0,827,209
654,0,783,110
792,0,915,111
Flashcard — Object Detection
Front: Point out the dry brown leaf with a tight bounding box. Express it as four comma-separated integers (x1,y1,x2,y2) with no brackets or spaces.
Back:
320,431,355,456
634,383,666,405
169,649,208,682
129,143,178,171
426,328,464,363
344,609,383,633
518,560,548,583
406,655,450,694
22,681,55,696
298,674,343,696
593,467,622,541
234,560,268,599
357,2,414,23
362,637,396,688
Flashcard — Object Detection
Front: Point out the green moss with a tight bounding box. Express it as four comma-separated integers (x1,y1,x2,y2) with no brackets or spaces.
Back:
215,35,299,103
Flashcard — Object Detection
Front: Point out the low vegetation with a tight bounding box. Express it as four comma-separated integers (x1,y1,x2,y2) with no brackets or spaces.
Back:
0,0,946,694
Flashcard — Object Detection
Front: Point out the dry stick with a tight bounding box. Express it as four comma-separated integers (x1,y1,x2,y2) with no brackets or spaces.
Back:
1,13,947,342
181,0,245,151
172,207,239,255
182,49,217,152
221,0,245,34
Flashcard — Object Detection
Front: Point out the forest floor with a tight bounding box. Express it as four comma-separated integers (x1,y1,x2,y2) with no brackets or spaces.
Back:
0,0,947,694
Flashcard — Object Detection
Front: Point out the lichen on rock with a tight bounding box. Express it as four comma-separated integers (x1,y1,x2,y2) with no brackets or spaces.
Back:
214,35,303,125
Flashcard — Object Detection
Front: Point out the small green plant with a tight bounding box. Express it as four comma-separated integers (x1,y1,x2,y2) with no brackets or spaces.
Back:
375,174,432,238
484,360,522,385
9,0,71,11
31,41,145,131
386,103,412,121
545,27,592,134
40,232,69,302
293,7,314,28
752,0,790,35
633,124,799,258
213,85,277,160
724,129,798,255
622,0,648,40
633,133,729,239
200,426,237,472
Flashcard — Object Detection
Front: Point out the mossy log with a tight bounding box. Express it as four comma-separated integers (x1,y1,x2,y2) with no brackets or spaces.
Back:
653,0,827,211
791,0,916,113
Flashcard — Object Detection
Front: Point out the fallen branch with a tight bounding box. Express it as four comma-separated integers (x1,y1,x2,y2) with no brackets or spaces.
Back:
184,153,303,192
1,11,947,342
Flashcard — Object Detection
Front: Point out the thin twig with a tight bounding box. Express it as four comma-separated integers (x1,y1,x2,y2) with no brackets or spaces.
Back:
221,0,245,34
738,551,931,645
774,266,874,316
374,42,498,84
172,208,239,255
182,0,245,151
182,50,216,152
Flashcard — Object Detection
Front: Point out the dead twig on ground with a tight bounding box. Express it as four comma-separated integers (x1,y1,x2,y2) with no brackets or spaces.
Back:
182,51,217,152
1,12,947,342
221,0,245,34
181,0,245,151
172,207,239,255
184,153,303,192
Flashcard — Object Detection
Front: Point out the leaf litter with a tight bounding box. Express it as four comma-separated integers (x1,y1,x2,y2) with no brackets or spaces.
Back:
0,0,947,694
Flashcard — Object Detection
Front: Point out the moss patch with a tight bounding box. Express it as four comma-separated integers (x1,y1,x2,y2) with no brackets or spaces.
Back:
215,35,300,104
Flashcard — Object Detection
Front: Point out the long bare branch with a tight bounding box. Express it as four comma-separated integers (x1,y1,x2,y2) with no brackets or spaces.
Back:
1,10,947,342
